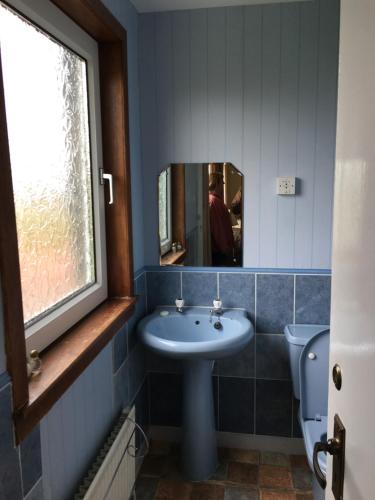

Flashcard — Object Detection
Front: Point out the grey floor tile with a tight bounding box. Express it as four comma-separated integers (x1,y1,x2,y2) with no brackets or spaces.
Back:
135,477,159,500
224,486,259,500
210,461,228,481
292,468,313,490
260,451,290,468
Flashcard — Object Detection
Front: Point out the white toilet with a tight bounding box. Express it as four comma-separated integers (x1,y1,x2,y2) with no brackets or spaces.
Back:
285,324,330,500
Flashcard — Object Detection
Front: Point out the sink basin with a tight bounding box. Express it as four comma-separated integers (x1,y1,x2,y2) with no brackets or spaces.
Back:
138,306,254,482
138,307,253,359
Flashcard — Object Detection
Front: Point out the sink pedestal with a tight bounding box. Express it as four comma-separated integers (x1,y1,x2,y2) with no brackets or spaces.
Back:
181,359,218,481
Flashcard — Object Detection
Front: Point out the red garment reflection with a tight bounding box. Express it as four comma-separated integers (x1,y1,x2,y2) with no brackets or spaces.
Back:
209,192,234,255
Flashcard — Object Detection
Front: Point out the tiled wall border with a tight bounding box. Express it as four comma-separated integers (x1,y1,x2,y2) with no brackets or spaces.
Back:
142,267,332,440
144,265,332,274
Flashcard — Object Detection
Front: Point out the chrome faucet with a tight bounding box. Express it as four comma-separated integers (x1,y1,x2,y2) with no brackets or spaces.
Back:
210,298,223,323
175,298,184,313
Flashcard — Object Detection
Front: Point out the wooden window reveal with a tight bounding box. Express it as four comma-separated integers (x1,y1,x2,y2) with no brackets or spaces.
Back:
0,0,134,442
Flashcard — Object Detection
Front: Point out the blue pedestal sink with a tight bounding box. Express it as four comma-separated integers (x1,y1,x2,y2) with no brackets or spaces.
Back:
138,307,254,481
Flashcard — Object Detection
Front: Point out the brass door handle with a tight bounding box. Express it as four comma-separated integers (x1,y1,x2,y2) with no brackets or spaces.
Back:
313,438,340,489
314,415,346,500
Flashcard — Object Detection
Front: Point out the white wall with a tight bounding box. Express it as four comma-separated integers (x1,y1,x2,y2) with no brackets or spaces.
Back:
139,0,340,269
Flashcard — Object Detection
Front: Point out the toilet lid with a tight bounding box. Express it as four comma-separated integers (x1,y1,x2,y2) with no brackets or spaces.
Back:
284,324,329,346
300,329,330,420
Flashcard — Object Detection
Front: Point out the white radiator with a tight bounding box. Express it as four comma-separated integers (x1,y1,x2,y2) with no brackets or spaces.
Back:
75,407,136,500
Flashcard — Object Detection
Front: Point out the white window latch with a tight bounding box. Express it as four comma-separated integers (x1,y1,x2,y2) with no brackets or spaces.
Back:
99,168,114,205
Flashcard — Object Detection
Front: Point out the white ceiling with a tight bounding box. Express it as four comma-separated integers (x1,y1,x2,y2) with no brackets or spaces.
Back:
131,0,310,14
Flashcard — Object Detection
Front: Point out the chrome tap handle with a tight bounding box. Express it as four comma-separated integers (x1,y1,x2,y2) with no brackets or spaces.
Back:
175,298,184,312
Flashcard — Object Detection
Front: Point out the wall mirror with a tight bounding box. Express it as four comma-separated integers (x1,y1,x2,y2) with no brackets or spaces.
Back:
158,163,243,267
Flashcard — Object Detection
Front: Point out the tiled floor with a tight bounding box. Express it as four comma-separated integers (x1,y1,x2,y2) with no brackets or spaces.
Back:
135,441,313,500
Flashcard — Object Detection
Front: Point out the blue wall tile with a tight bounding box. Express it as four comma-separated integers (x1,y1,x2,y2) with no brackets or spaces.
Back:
256,274,294,333
217,338,255,378
145,349,183,374
128,344,146,403
256,379,292,437
135,272,147,316
135,379,149,452
219,377,254,434
0,449,23,500
147,272,181,311
112,325,128,373
295,275,331,324
256,334,290,380
0,372,10,390
135,271,147,296
219,273,255,318
113,359,130,414
182,272,217,306
0,385,14,451
24,479,43,500
143,268,331,439
213,376,219,430
20,425,42,496
149,372,182,427
0,385,23,500
128,273,148,352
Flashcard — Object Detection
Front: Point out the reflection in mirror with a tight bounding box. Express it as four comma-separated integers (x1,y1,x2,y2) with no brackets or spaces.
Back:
158,163,243,267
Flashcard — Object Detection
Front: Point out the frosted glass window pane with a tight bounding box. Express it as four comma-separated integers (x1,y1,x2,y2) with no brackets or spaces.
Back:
0,4,95,325
159,171,168,243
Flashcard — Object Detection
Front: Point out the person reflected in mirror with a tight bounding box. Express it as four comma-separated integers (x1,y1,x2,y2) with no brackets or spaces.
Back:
208,172,235,266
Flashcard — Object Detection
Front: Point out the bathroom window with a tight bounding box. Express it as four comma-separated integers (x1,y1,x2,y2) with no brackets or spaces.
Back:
159,167,172,255
0,0,107,352
0,0,134,439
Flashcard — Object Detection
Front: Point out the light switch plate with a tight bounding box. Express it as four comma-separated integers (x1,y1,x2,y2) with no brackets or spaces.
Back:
277,177,296,195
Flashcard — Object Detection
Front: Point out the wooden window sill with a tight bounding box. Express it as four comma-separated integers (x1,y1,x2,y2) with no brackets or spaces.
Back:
160,249,186,266
14,297,136,443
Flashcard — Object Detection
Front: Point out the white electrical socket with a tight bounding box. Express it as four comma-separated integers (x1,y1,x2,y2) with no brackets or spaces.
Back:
277,177,296,195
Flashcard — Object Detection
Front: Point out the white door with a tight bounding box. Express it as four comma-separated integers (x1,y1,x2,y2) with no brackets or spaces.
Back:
326,0,375,498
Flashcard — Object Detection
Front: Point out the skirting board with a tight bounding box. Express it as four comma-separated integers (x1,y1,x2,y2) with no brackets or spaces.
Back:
149,426,305,455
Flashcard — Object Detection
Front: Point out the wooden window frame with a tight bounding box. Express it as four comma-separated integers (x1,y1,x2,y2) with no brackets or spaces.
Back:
0,0,135,442
171,164,186,250
160,164,187,265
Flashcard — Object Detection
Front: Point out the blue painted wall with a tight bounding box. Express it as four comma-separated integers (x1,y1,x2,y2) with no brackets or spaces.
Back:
139,0,340,269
